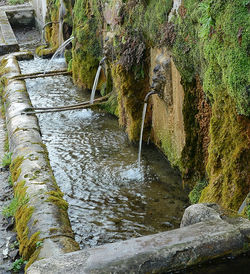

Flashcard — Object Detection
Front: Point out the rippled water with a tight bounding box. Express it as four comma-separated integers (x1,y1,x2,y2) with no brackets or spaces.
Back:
19,58,189,248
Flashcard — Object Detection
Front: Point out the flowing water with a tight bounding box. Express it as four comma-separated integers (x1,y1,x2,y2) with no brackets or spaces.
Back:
138,102,148,165
90,65,102,104
19,58,189,249
43,37,74,74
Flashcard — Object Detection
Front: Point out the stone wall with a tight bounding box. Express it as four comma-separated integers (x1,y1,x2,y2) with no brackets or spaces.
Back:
34,0,249,214
30,0,47,28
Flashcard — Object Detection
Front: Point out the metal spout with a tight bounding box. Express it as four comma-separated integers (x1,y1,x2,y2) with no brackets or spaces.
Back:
99,56,107,66
144,91,156,103
42,21,59,30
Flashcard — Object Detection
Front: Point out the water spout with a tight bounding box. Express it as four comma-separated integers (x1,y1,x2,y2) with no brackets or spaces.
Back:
43,36,74,74
138,91,156,166
41,21,59,43
90,57,107,104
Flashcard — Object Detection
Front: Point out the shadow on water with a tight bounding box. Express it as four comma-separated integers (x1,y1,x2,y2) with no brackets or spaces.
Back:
19,58,189,248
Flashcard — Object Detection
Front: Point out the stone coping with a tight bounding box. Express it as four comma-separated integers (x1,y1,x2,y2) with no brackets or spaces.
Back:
1,54,79,268
27,213,250,273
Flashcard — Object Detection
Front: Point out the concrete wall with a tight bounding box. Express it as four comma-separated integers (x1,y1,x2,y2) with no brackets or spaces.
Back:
30,0,47,28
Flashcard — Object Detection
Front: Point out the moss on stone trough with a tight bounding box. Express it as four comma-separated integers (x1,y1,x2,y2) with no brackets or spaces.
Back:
1,54,79,270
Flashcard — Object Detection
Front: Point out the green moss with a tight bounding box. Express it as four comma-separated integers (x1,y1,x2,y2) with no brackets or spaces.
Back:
246,205,250,220
171,0,249,115
112,63,149,141
71,0,102,89
10,156,24,183
46,190,68,211
189,179,208,204
35,45,57,59
100,92,119,117
49,227,59,234
158,130,181,168
24,247,41,271
199,93,249,210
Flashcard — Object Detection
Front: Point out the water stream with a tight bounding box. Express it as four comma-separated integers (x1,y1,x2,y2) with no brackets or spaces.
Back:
138,102,147,165
90,65,102,104
43,37,74,74
20,58,189,249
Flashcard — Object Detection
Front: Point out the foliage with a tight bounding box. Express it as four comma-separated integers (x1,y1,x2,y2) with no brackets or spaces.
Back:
35,241,43,248
2,193,29,218
71,0,102,89
189,179,208,204
4,132,9,152
8,175,13,186
171,0,250,115
199,93,249,209
1,152,12,168
10,258,27,273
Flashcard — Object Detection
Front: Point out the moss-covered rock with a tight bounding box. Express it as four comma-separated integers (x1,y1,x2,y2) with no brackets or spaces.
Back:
200,92,249,210
71,0,102,89
111,63,149,141
35,45,57,59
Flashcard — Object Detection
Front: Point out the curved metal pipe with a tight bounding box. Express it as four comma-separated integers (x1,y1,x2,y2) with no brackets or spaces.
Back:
99,56,107,66
144,91,156,103
42,21,59,30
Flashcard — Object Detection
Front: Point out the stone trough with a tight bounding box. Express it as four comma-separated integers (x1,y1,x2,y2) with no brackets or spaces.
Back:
0,4,249,272
1,54,79,271
0,4,34,55
0,53,249,273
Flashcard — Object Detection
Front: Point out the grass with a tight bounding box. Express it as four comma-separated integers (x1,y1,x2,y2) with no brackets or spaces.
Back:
1,152,12,168
10,258,27,273
2,194,29,218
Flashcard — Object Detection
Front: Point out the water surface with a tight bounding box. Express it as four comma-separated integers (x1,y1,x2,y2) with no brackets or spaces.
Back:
20,58,189,248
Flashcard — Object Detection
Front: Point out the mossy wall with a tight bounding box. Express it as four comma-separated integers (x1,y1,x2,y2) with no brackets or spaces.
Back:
43,0,249,212
71,0,102,89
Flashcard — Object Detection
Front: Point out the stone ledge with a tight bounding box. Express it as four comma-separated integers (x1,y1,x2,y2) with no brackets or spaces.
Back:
1,55,79,268
0,4,34,55
27,216,250,274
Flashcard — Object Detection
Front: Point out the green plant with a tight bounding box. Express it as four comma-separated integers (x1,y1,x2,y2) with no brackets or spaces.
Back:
2,194,29,218
1,152,12,167
8,175,13,186
10,258,27,273
4,133,9,152
189,179,209,204
10,241,19,249
35,241,43,248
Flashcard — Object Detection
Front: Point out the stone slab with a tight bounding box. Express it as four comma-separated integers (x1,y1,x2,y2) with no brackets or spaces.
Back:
27,216,250,274
1,55,79,263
